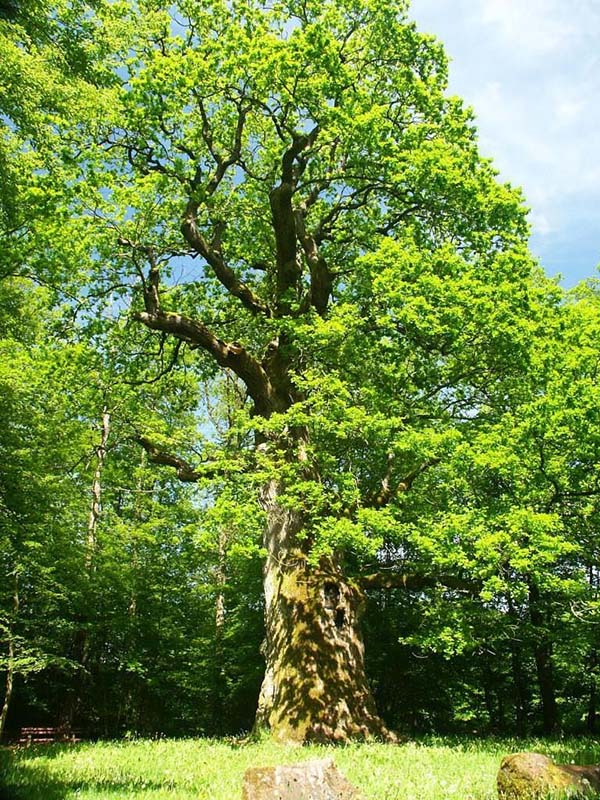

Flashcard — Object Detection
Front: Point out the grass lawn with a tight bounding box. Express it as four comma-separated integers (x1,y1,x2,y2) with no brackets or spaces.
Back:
2,736,600,799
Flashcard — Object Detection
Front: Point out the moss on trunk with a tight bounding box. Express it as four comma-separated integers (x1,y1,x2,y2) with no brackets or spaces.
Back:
255,487,393,743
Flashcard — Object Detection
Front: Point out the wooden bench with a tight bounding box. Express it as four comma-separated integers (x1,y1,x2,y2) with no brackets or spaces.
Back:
18,726,81,746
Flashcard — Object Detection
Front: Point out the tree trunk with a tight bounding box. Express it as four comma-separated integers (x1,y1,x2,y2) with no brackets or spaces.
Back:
0,574,19,741
481,656,497,729
511,643,529,736
587,677,597,734
254,480,393,743
86,407,110,572
0,638,14,741
528,583,560,734
62,408,111,731
507,596,529,735
212,528,227,733
533,641,559,734
483,682,495,729
587,567,597,734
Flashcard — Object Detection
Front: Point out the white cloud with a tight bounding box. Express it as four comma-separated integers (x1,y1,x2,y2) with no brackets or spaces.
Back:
408,0,600,283
478,0,578,55
555,98,584,124
529,212,554,237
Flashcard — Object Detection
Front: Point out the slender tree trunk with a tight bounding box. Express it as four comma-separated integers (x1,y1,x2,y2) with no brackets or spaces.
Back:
586,649,597,734
528,582,560,734
587,567,597,733
126,478,140,729
532,641,559,734
507,596,529,735
481,656,497,729
212,528,227,733
62,408,111,731
0,640,14,741
510,644,529,736
86,407,110,572
483,682,495,729
254,480,393,743
127,450,147,621
0,573,19,740
496,689,505,731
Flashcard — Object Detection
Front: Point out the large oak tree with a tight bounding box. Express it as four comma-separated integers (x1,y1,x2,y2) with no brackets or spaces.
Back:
64,0,546,742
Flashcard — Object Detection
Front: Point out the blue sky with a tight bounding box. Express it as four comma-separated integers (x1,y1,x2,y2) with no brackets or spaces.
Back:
408,0,600,286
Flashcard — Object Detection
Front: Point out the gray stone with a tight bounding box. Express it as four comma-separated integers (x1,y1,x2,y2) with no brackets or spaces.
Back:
497,752,600,799
242,757,362,800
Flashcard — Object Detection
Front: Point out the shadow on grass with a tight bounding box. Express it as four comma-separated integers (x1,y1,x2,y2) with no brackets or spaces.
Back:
0,746,174,800
0,782,173,800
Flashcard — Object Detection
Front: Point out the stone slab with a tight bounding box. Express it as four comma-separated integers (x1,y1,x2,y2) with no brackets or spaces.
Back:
242,757,362,800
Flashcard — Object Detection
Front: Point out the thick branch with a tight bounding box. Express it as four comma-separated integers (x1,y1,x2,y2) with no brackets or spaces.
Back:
144,250,161,313
137,436,220,482
181,215,271,316
368,457,441,509
360,572,481,595
181,100,272,315
133,310,275,416
124,239,275,414
118,237,162,315
194,96,247,195
270,127,319,313
294,204,333,316
181,99,271,316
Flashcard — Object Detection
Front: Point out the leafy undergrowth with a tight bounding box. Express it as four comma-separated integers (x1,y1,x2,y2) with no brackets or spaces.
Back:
2,736,600,800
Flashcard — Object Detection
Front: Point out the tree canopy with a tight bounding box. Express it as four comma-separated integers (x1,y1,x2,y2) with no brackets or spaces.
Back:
1,0,600,743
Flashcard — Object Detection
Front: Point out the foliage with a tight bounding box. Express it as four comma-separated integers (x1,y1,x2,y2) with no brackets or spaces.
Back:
1,0,600,743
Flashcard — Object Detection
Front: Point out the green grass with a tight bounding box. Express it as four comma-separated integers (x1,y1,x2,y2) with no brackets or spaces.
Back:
2,736,600,799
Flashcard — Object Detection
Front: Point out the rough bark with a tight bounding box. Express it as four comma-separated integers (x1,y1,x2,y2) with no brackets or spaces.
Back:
254,480,393,743
134,310,276,417
137,435,222,481
269,129,318,316
132,384,392,742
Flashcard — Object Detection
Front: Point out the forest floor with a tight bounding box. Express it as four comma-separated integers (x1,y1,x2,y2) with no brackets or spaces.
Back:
1,736,600,799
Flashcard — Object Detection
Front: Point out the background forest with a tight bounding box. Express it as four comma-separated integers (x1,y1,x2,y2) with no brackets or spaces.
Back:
2,0,600,746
